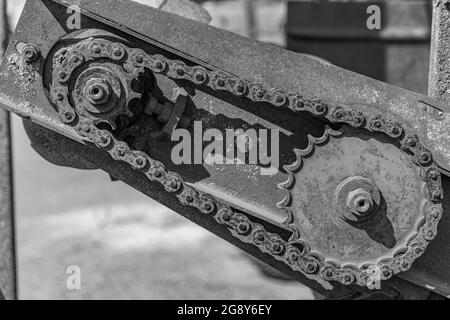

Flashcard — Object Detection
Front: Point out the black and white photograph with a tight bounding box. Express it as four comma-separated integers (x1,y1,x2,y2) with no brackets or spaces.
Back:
0,0,448,306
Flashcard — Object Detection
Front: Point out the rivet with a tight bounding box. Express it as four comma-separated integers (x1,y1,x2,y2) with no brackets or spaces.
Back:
64,112,73,121
296,100,304,109
272,243,282,253
222,212,231,222
289,252,299,262
255,90,265,99
234,84,245,94
430,171,438,180
255,233,265,242
216,78,225,87
343,275,353,284
135,55,144,64
113,48,123,57
431,209,440,219
175,66,185,76
382,269,391,278
169,180,179,190
305,262,317,273
334,110,343,119
22,44,40,63
238,222,250,233
195,71,205,82
92,46,101,54
153,169,162,178
203,203,212,211
135,157,144,166
275,94,286,105
80,123,90,132
420,152,431,164
71,56,80,64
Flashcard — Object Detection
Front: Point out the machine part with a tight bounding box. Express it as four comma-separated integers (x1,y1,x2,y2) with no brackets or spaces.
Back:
20,0,208,170
144,88,189,135
0,0,16,300
286,0,432,94
1,0,450,298
278,126,434,281
20,43,41,63
47,35,444,289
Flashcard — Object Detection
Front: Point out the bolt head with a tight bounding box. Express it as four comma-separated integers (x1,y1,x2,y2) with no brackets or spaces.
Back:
22,44,40,62
84,78,111,105
346,188,374,216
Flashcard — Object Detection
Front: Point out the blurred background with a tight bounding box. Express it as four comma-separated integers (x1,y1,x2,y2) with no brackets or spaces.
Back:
7,0,313,300
5,0,433,299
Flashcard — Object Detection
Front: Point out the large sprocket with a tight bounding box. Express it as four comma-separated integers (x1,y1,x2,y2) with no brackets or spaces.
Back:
278,126,441,286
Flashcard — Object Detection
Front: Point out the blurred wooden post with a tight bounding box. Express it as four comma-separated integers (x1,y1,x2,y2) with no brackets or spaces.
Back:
0,0,16,300
244,0,257,39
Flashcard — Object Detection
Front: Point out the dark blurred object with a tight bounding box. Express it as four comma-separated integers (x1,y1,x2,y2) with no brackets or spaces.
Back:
248,255,293,281
159,0,211,23
0,0,16,300
286,0,432,94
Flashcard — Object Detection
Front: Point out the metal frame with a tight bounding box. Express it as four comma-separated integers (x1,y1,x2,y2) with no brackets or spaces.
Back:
0,0,16,300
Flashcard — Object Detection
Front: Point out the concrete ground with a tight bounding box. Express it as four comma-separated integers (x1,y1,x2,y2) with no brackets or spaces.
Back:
7,0,313,300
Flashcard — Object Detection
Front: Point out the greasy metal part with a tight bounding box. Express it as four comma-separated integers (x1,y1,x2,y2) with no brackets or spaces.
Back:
0,0,16,300
1,0,450,298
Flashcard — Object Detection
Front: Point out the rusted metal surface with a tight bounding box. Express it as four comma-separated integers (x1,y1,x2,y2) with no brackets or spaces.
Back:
0,0,16,300
429,0,450,106
390,0,450,298
286,0,432,95
1,0,450,298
